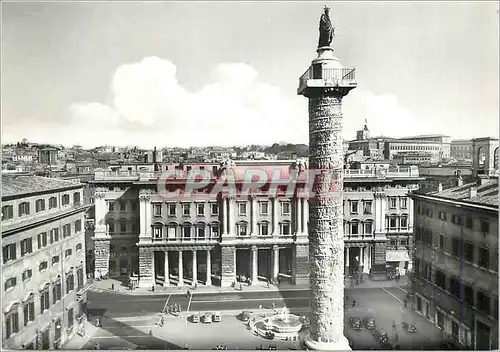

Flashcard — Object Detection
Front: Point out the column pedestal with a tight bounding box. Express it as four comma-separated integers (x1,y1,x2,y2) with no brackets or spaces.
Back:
304,334,352,351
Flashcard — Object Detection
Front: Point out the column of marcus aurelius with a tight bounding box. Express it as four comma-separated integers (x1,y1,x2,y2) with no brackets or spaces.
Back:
297,7,357,350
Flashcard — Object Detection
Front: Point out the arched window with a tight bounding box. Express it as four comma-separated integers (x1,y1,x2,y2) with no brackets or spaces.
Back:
363,219,373,235
259,220,270,236
387,214,398,230
166,222,178,239
236,221,248,237
181,222,192,239
196,221,207,239
400,214,409,229
477,147,486,168
494,147,499,169
152,222,164,239
350,219,360,235
280,220,291,236
209,221,220,238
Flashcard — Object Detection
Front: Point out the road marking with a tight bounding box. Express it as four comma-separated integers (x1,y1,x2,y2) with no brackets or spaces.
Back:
93,335,151,339
103,325,156,329
397,286,408,294
381,287,404,304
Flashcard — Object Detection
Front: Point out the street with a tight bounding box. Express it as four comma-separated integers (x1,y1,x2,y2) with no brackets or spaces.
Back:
77,285,447,350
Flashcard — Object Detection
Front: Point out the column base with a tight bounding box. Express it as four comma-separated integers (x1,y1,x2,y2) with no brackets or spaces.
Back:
304,333,351,351
138,278,154,288
205,280,212,286
163,281,170,288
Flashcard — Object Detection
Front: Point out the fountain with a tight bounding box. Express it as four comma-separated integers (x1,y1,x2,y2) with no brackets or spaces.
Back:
253,306,304,340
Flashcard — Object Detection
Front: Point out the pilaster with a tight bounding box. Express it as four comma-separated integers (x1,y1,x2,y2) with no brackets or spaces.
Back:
222,197,228,236
251,196,258,236
272,197,279,236
192,250,197,285
296,197,303,234
139,189,153,244
93,188,108,237
138,247,154,288
220,246,236,287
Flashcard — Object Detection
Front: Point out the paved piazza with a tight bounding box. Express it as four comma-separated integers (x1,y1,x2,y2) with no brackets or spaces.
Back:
71,286,446,350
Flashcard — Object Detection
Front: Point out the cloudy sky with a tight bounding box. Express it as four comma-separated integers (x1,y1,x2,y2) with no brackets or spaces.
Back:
2,1,498,148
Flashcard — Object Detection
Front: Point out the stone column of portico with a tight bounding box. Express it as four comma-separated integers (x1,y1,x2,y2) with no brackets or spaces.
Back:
192,250,197,285
251,245,258,285
272,245,279,282
298,12,357,349
164,251,170,287
206,249,212,286
178,251,184,287
345,247,350,273
229,197,236,236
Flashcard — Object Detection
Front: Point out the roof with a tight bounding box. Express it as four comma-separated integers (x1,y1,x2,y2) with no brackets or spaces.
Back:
423,178,498,207
2,175,82,199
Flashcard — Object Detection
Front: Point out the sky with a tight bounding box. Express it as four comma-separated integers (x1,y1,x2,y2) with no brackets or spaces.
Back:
2,1,499,148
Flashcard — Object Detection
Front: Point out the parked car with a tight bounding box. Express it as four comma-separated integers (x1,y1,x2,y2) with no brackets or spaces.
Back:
203,312,213,323
373,329,392,349
364,317,376,330
350,317,362,331
214,345,227,350
240,311,252,322
191,313,200,323
213,312,221,322
407,324,416,333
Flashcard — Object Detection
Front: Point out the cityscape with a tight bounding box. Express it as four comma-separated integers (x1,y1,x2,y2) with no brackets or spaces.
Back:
2,2,498,351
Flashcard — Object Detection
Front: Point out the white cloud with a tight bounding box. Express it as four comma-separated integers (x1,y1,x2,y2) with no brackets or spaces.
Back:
58,56,424,148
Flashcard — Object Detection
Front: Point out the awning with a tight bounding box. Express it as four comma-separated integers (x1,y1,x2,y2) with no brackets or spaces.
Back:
386,250,411,262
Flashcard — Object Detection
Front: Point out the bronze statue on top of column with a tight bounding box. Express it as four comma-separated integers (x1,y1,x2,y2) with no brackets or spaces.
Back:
318,6,335,48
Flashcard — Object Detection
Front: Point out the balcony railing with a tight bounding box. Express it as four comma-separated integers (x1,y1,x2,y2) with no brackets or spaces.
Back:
298,67,357,93
152,236,219,242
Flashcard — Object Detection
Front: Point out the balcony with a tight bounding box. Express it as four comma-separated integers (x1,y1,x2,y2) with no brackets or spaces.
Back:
298,67,357,95
151,236,219,243
94,170,141,180
344,167,419,179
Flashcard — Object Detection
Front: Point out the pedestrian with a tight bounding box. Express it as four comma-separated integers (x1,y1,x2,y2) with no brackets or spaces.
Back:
267,280,270,289
151,285,155,292
94,343,100,350
403,298,408,308
149,329,153,336
352,300,356,308
392,319,397,331
259,305,262,310
272,302,276,310
96,318,101,327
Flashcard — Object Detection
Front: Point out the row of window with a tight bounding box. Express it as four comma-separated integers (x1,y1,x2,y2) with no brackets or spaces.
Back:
418,206,490,233
4,268,84,339
345,220,373,235
414,258,496,316
4,244,82,291
415,227,493,271
151,221,292,238
108,200,138,212
391,145,439,151
3,220,82,264
107,222,138,234
151,201,291,217
2,193,81,221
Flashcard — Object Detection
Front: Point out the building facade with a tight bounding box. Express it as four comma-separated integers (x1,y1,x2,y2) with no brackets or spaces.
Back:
1,176,89,350
450,139,473,162
410,143,499,350
90,160,421,288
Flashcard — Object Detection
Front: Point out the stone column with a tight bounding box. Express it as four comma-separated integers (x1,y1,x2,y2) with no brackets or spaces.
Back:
251,246,258,285
206,250,212,286
222,197,228,236
272,245,280,282
177,251,184,287
298,41,356,349
304,199,309,234
272,197,279,235
251,196,258,236
163,251,169,287
229,197,236,236
345,247,350,272
192,250,197,285
297,197,303,234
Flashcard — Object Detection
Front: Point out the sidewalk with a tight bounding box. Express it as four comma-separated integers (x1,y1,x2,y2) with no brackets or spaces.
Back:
91,275,409,296
62,321,98,350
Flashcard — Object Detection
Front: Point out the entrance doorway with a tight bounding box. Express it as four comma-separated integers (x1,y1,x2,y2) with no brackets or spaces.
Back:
236,248,250,283
258,248,272,281
279,248,293,283
476,321,491,350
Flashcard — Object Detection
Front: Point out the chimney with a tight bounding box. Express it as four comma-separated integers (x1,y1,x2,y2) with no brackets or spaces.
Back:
469,186,477,198
438,183,443,193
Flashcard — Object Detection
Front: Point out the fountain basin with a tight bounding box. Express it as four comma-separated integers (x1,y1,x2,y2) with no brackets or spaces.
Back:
262,314,303,334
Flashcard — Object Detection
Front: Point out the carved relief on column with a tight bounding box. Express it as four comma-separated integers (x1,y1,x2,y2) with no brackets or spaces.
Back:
251,245,258,285
94,239,110,278
206,249,212,286
138,247,154,288
307,95,346,345
192,250,197,285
